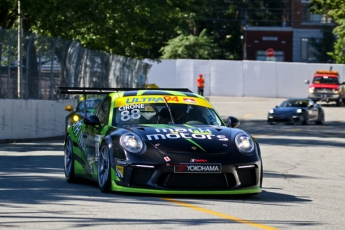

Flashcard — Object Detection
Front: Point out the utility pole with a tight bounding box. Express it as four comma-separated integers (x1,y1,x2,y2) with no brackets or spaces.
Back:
241,0,248,60
17,0,22,99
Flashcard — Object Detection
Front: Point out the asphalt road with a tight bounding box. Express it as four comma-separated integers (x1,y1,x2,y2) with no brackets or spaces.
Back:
0,97,344,230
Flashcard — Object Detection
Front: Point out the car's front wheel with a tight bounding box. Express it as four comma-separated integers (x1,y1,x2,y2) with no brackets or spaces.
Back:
64,135,76,183
302,112,309,125
315,111,325,125
98,143,111,193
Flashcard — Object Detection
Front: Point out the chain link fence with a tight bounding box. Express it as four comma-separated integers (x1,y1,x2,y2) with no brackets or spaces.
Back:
0,27,152,100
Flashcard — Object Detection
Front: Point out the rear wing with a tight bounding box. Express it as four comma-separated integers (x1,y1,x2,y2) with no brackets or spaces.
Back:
57,87,192,95
58,87,193,115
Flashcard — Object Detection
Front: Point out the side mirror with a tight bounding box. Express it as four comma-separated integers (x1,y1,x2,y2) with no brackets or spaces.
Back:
305,80,310,84
226,116,240,128
84,115,100,126
275,105,278,108
65,105,73,112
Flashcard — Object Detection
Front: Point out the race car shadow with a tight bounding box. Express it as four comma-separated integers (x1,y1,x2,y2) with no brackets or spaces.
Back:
115,188,313,206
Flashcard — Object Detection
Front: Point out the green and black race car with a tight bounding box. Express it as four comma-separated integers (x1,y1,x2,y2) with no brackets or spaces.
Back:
58,87,263,195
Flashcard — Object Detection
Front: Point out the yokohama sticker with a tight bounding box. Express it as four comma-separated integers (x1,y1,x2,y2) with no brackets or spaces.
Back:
174,163,221,173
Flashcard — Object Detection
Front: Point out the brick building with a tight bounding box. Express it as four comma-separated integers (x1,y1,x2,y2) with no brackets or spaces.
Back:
244,0,335,63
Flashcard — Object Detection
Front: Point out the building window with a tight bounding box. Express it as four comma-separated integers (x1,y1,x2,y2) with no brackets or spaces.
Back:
300,38,317,61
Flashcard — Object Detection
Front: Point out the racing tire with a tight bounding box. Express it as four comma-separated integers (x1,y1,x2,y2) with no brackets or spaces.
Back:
260,161,263,188
302,112,308,125
98,143,111,193
315,112,325,125
267,120,274,125
64,135,77,183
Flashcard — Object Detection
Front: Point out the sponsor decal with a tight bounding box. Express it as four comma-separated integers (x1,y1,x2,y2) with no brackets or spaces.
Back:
174,163,221,173
183,98,196,103
125,96,179,104
115,159,128,165
72,121,82,136
190,159,208,163
73,124,87,154
119,104,145,111
115,96,214,109
116,165,124,178
94,135,101,161
164,156,171,162
146,128,228,141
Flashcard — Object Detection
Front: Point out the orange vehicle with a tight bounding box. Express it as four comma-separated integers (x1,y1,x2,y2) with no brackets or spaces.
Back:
305,68,345,106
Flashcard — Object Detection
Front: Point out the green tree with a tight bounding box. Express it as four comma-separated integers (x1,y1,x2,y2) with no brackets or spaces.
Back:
310,26,335,63
1,0,286,61
0,0,199,59
310,0,345,63
160,29,217,59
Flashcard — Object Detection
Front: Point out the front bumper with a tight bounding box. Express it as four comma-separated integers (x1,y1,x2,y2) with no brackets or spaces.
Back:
308,93,339,102
110,161,262,195
268,113,305,123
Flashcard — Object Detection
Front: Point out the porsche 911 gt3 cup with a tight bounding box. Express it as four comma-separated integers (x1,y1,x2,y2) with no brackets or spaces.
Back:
58,87,263,195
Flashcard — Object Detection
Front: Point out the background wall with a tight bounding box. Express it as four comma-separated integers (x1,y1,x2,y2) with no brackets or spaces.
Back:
147,60,345,98
1,60,344,140
0,99,75,140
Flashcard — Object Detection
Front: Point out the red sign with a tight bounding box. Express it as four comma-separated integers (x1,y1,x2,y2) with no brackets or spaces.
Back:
266,48,275,57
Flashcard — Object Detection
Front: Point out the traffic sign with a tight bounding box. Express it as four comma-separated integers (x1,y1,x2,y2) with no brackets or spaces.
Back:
266,48,275,57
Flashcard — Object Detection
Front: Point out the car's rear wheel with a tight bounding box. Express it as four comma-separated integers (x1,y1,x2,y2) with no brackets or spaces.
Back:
64,135,76,183
98,143,111,193
315,111,325,125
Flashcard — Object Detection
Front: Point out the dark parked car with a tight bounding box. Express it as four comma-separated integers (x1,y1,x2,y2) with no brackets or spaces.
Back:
267,98,325,125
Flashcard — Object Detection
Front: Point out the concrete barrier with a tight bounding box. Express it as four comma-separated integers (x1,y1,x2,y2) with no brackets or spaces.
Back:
0,99,75,141
147,60,345,98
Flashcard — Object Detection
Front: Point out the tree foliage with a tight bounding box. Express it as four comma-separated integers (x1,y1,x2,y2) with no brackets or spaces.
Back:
160,29,217,59
310,0,345,63
1,0,200,59
1,0,286,61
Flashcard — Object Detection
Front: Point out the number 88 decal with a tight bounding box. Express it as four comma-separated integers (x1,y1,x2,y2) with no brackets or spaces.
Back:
121,109,141,121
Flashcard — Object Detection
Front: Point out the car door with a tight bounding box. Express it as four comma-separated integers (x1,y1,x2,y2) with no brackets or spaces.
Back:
84,96,112,175
308,99,319,120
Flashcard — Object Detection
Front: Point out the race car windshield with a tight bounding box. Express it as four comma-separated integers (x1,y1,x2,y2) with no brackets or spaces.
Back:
280,100,308,107
313,77,339,84
113,103,223,126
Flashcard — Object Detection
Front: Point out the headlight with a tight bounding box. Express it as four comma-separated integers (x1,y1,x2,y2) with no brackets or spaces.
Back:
297,109,302,113
309,87,314,93
120,132,144,153
269,109,274,114
235,132,255,155
70,114,82,123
